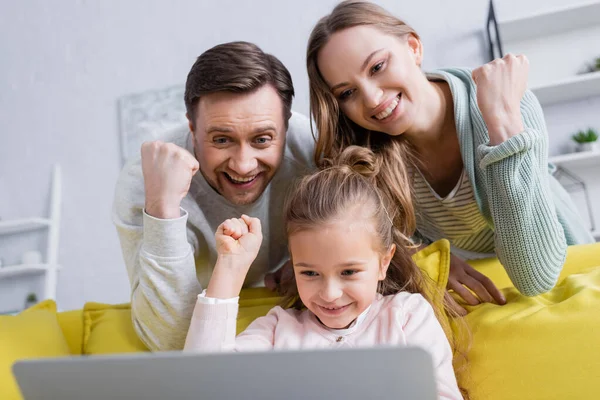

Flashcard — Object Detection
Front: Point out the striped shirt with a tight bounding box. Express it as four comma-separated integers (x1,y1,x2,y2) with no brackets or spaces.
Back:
414,168,496,260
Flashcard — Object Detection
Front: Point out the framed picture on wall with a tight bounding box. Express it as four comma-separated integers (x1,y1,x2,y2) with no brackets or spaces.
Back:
117,85,188,165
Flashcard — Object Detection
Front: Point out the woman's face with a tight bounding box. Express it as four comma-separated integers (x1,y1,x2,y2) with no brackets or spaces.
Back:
317,25,424,136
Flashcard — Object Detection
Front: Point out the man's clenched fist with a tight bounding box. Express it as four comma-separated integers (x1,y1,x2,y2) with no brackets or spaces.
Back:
141,141,199,219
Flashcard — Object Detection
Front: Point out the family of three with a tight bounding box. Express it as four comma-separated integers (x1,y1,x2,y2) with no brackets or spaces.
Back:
112,1,592,399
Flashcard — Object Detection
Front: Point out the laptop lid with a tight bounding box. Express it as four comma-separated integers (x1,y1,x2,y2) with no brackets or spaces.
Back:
13,346,437,400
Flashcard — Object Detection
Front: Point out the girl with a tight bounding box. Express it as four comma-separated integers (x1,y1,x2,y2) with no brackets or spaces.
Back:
306,1,593,310
184,146,463,400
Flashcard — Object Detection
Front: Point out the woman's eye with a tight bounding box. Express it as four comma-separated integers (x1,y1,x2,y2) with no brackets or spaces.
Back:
301,271,318,277
341,270,357,276
339,89,354,100
371,61,384,74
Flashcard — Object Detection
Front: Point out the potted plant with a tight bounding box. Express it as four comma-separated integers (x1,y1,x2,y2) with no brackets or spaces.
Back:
24,292,38,309
579,56,600,74
572,128,599,152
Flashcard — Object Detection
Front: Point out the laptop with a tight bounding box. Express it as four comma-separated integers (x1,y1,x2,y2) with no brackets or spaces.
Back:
13,346,437,400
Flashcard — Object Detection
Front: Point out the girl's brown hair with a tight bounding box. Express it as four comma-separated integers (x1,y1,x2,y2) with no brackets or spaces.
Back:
282,146,471,399
283,145,419,304
307,0,421,240
281,146,464,343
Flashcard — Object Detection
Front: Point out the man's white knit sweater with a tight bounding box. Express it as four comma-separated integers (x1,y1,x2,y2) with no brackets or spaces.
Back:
112,112,315,351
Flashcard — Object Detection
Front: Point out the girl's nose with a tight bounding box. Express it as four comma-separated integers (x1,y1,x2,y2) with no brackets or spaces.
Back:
319,280,343,303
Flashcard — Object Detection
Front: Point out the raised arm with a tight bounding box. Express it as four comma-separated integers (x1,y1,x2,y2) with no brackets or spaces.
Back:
184,215,275,352
473,54,567,295
112,140,201,351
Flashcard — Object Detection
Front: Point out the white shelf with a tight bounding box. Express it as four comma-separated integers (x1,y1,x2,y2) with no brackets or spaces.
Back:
549,151,600,168
0,217,52,235
0,264,60,279
0,164,61,301
531,71,600,106
498,2,600,42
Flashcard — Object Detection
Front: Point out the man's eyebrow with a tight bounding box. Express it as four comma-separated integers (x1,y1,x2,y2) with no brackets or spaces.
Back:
206,124,278,135
206,126,234,134
330,49,384,92
252,125,277,134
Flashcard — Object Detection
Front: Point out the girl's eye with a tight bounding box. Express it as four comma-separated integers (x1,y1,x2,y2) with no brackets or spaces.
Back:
341,270,358,276
339,89,355,100
301,271,318,277
371,61,384,74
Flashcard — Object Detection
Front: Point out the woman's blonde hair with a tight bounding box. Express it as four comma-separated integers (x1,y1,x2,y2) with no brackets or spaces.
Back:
281,146,470,398
307,0,421,239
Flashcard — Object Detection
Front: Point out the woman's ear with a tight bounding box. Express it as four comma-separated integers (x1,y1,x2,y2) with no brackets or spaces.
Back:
379,244,396,280
406,34,423,67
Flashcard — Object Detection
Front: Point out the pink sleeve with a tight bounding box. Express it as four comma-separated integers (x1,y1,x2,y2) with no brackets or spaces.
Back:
400,294,463,400
183,299,277,353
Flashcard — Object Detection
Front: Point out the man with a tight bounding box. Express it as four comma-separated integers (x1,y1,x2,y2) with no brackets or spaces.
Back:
113,41,315,351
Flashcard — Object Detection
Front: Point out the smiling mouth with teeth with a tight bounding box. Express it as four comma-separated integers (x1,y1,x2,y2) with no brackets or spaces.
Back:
373,94,401,120
224,172,259,184
320,304,349,311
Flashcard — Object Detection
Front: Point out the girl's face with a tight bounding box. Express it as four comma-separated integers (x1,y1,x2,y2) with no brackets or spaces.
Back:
289,213,395,329
317,25,424,137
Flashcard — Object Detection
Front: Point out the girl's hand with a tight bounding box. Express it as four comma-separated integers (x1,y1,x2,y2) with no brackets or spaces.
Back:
216,215,263,264
207,215,263,299
472,54,529,146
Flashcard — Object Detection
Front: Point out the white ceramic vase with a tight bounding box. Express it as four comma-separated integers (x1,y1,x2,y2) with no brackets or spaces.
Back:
576,142,599,152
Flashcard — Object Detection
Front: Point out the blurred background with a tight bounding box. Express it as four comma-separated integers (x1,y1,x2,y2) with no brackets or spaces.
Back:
1,0,599,313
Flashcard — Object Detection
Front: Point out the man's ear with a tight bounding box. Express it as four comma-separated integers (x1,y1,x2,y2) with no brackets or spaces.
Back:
186,112,195,134
406,34,423,67
379,244,396,280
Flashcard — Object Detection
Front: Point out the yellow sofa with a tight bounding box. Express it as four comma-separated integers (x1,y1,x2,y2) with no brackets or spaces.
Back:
2,241,599,400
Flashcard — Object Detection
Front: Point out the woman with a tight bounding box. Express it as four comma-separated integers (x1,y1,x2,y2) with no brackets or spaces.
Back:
306,0,593,311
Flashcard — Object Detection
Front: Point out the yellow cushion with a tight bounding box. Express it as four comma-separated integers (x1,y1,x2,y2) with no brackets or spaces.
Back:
459,243,600,400
468,242,600,290
236,288,282,334
82,303,148,354
0,300,71,400
77,241,450,353
412,239,451,305
81,294,283,352
56,309,84,355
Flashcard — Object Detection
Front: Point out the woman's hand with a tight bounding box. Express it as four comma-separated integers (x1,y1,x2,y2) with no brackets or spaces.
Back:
472,54,529,146
447,253,506,314
207,215,263,299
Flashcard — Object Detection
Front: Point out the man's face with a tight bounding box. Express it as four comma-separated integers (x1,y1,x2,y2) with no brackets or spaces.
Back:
189,85,287,205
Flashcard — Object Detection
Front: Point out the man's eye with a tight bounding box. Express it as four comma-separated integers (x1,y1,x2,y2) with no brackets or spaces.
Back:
214,137,229,144
255,137,270,144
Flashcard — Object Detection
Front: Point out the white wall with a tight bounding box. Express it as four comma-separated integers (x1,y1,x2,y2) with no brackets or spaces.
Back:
1,0,598,311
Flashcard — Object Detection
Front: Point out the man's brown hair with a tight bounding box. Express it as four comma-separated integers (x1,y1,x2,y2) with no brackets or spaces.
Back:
185,41,294,128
